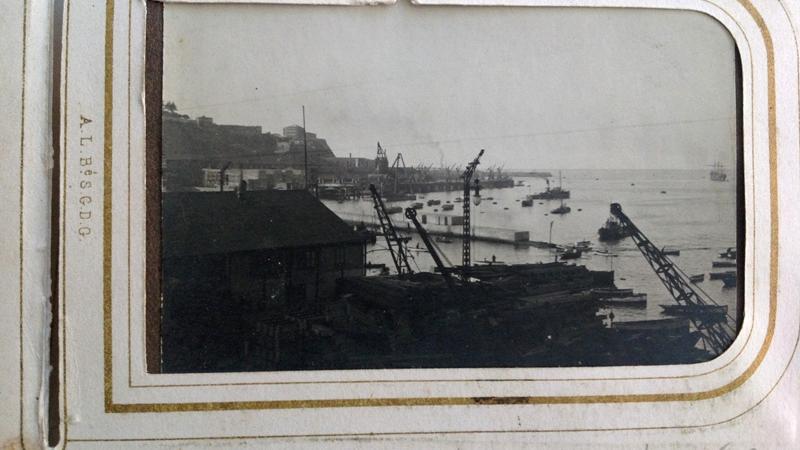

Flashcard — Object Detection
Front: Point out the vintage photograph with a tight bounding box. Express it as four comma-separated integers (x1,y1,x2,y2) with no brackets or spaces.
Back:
155,3,741,373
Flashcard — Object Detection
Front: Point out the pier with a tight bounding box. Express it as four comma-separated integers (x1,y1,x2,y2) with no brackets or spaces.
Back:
341,213,553,248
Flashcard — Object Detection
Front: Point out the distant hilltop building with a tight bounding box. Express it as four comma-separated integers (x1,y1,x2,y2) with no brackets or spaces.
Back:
282,124,303,139
163,106,334,162
282,125,317,140
162,103,338,191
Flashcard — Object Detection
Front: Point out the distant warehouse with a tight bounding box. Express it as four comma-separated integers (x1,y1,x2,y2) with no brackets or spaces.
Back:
159,189,368,372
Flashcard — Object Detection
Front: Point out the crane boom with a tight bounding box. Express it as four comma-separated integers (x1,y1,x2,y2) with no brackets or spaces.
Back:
369,184,412,276
461,149,484,275
405,208,455,291
609,203,734,356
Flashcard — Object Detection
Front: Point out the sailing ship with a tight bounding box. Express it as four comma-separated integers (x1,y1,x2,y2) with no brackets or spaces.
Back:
528,171,570,200
710,161,728,181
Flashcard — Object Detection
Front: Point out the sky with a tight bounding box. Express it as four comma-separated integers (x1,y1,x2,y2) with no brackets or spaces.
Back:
162,2,737,170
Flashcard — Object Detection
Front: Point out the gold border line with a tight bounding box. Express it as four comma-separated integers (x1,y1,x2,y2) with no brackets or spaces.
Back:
101,0,779,414
103,0,115,413
126,0,759,389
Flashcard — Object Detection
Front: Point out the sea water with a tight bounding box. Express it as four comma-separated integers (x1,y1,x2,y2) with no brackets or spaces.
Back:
323,169,739,325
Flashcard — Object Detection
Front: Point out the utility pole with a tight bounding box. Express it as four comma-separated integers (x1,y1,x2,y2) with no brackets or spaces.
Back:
302,105,308,190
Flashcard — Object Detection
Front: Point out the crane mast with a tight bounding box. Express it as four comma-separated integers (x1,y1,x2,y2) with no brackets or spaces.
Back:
404,208,455,291
368,184,412,276
461,149,484,275
609,203,735,356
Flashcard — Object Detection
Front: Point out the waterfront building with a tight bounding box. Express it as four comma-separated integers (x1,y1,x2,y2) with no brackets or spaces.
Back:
160,189,368,372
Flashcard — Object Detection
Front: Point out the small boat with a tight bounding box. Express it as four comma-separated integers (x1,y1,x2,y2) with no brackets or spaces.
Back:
709,271,736,280
550,199,571,215
660,190,667,194
485,197,494,200
435,235,453,244
411,202,424,209
660,304,727,318
721,273,737,287
454,197,462,202
385,206,403,214
599,294,647,307
710,161,728,182
575,240,592,251
594,250,618,257
689,274,705,283
661,247,680,256
442,204,455,211
719,247,737,259
426,199,441,206
559,247,582,260
521,199,533,207
712,260,736,268
592,288,634,297
477,257,505,265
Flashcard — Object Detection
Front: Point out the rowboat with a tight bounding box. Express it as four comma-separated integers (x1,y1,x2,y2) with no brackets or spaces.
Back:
599,293,647,307
659,304,727,317
712,261,736,268
592,288,634,297
709,271,736,280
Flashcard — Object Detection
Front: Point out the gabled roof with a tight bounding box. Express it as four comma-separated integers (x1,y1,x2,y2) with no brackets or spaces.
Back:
162,190,365,258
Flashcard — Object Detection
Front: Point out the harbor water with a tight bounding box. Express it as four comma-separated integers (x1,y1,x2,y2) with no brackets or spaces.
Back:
323,169,738,325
